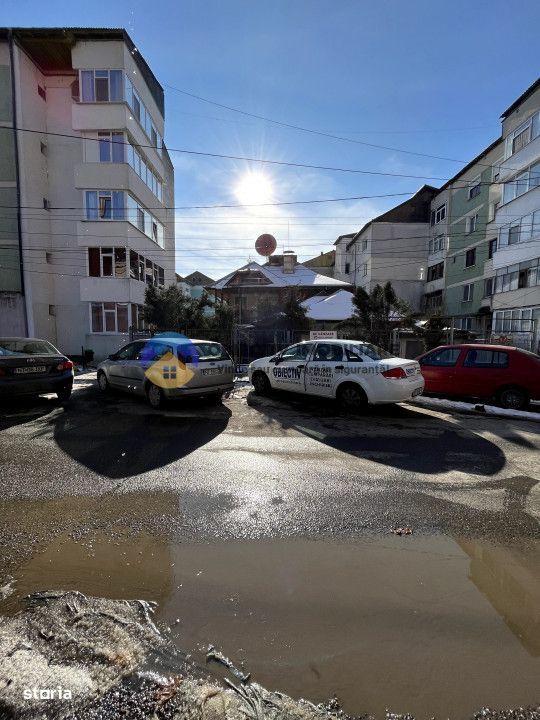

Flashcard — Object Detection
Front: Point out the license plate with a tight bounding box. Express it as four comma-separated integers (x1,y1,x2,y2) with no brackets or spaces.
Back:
412,387,423,397
14,366,47,374
202,367,222,376
405,367,417,376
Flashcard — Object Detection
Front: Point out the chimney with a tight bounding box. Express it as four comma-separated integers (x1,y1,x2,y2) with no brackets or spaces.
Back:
283,250,297,274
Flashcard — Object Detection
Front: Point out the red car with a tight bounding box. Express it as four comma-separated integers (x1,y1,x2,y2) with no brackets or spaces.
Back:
416,344,540,410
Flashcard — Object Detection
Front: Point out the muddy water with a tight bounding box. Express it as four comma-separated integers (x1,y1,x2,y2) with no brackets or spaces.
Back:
1,532,540,719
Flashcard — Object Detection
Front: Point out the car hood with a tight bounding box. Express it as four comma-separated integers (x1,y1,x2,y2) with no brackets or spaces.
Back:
249,356,273,369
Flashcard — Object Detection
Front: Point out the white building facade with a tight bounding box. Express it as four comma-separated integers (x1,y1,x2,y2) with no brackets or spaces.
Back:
0,28,175,360
492,80,540,352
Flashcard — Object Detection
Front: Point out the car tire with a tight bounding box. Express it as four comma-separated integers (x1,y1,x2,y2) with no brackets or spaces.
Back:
146,382,165,409
337,383,368,413
97,371,110,393
56,387,72,403
496,386,529,411
252,371,271,396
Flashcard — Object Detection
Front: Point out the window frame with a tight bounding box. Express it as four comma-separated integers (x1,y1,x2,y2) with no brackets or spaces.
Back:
465,248,476,268
462,283,474,302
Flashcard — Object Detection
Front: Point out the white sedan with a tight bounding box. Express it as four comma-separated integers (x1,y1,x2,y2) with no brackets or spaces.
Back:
248,339,424,411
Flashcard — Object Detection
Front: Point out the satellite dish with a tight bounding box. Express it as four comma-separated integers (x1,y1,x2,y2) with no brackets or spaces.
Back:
255,234,277,256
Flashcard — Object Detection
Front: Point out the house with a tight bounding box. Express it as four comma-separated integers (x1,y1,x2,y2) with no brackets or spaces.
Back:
300,290,354,326
210,252,351,324
0,28,175,360
176,271,216,316
334,186,439,311
303,250,336,279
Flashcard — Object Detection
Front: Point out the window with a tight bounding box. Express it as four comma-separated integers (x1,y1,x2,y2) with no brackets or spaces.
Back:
127,142,163,201
429,235,445,254
43,198,50,211
423,290,443,310
454,317,473,331
280,343,314,361
464,349,508,368
420,348,461,367
463,283,473,302
508,224,521,245
488,238,497,259
512,126,530,155
427,262,444,282
98,132,125,163
468,177,481,199
362,239,368,251
90,302,129,333
88,247,127,278
502,161,540,204
505,112,540,159
80,70,123,102
484,277,494,297
431,203,446,225
313,344,343,362
344,262,350,274
37,85,46,101
362,263,368,277
467,214,479,234
124,75,163,156
85,191,125,220
40,142,47,155
465,248,476,268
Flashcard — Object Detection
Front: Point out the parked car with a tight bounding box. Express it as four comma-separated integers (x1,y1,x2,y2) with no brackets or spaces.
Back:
248,339,424,410
97,337,234,409
416,344,540,410
0,337,73,401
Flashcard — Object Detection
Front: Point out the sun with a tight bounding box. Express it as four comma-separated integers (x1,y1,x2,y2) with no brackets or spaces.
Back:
234,171,274,206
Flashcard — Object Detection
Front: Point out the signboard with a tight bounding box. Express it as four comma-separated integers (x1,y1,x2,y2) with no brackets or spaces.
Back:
309,330,338,341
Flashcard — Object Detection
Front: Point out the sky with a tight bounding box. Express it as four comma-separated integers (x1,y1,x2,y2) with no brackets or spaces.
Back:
4,0,540,280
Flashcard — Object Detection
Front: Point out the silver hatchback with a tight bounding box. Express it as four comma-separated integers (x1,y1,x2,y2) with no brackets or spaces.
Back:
97,337,234,409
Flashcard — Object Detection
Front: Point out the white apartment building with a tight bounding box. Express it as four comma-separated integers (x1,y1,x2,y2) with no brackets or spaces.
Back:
492,78,540,352
0,28,175,360
334,186,438,311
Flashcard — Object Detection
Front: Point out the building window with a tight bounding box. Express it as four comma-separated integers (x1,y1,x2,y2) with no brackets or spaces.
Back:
423,290,443,310
488,238,497,259
90,302,129,333
431,203,447,225
505,112,540,159
362,263,368,277
455,317,473,331
465,248,476,268
98,132,125,163
502,162,540,204
466,214,479,234
344,262,350,274
427,262,444,282
362,239,368,251
429,235,445,254
494,258,540,294
499,209,540,248
463,283,473,302
484,277,494,297
37,85,46,101
126,141,163,201
80,69,123,102
85,190,125,220
40,142,47,155
124,75,163,155
468,177,481,199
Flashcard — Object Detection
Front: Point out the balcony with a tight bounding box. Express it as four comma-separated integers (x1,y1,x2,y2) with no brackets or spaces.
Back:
80,276,146,304
500,135,540,183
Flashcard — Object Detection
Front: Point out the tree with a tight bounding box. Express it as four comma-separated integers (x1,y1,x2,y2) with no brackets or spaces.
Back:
206,301,235,351
282,287,310,331
351,282,412,350
142,285,211,334
422,312,447,351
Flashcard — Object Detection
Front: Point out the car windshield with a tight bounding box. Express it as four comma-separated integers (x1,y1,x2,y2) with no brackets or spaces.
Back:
0,339,58,356
347,343,396,361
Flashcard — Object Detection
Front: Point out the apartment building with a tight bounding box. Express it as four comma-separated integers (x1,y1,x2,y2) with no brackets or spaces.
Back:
437,138,503,335
492,79,540,352
0,28,175,360
334,185,438,311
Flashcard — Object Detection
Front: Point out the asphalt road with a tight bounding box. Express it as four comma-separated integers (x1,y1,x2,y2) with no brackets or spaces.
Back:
1,375,540,717
1,373,539,563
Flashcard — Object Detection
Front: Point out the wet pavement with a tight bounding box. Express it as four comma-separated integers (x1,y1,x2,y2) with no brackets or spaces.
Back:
1,376,539,717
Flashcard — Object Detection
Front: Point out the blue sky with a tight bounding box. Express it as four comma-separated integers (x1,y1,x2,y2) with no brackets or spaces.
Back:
4,0,540,279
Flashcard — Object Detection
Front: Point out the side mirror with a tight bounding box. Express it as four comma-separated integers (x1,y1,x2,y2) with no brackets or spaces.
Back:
108,353,117,361
270,355,281,364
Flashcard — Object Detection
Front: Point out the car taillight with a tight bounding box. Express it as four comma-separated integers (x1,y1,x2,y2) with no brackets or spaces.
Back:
382,367,407,379
56,360,74,371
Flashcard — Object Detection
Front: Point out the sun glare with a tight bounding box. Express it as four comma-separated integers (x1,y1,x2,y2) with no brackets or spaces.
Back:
234,171,274,207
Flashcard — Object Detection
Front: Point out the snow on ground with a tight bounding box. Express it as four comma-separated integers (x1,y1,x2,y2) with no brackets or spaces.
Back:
411,395,540,422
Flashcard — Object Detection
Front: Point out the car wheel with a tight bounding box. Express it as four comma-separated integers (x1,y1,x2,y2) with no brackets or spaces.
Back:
146,382,164,409
496,386,529,411
56,387,72,402
337,383,368,412
97,371,110,393
252,371,271,396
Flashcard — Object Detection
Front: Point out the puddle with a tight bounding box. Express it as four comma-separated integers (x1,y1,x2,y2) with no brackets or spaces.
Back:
1,532,540,718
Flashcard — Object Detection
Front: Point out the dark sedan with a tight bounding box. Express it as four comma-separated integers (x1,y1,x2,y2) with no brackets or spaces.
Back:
0,337,74,402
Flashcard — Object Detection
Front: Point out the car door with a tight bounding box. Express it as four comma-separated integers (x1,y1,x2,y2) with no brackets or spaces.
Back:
124,340,172,394
107,342,142,389
452,348,510,399
418,347,462,394
269,342,314,392
304,342,345,397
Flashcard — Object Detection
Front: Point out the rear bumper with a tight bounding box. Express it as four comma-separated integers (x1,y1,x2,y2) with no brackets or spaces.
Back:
0,372,73,397
370,378,425,404
163,381,234,398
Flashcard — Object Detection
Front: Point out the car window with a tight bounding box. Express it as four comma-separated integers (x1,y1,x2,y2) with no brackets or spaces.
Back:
193,342,231,362
421,348,461,367
345,343,395,361
464,349,509,368
144,341,173,361
313,343,343,361
115,343,137,360
0,339,58,355
281,343,313,361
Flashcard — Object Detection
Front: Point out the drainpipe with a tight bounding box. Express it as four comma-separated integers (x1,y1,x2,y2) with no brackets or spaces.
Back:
8,29,29,335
